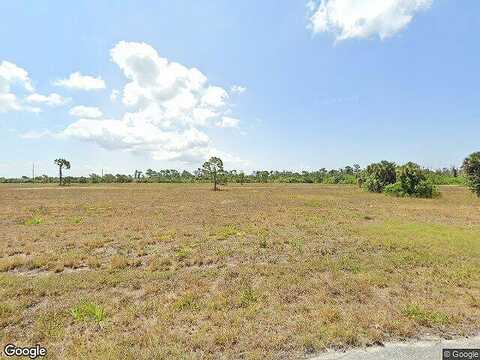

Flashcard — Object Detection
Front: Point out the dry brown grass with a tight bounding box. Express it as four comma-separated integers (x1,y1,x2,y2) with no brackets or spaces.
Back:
0,183,479,359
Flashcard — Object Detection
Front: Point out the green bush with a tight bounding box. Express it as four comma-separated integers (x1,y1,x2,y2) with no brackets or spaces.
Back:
384,163,439,198
397,162,425,195
415,180,439,198
363,161,396,193
462,152,480,197
383,182,405,197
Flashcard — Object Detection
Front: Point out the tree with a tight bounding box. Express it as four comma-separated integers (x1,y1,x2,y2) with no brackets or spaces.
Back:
145,169,157,178
396,162,425,196
462,152,480,197
452,166,458,178
54,158,71,186
202,157,224,191
363,161,396,193
239,172,245,185
384,162,438,198
353,164,361,174
89,173,102,183
103,173,115,183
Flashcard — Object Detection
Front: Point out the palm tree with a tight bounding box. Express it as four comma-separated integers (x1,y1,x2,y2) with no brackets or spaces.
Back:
54,158,71,186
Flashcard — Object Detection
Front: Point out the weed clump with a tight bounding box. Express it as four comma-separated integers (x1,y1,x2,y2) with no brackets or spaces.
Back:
211,225,241,240
24,216,42,225
239,288,257,308
403,304,449,326
174,293,199,311
71,301,106,323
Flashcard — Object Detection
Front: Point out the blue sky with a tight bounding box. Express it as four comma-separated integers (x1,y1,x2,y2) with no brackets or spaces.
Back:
1,0,479,177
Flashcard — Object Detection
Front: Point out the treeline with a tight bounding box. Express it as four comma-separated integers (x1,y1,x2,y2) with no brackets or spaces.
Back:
0,165,464,185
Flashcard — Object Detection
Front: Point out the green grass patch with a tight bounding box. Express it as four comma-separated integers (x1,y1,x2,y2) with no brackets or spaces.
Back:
175,246,192,261
239,288,258,308
290,238,305,254
403,304,449,326
338,255,362,273
358,221,480,268
211,224,242,240
24,216,43,225
71,301,106,323
157,230,176,242
0,302,13,317
174,293,199,311
72,216,83,224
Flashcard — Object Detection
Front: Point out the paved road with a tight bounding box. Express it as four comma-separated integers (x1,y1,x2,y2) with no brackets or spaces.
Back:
311,336,480,360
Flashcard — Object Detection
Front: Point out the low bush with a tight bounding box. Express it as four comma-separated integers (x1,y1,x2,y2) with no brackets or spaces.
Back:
384,163,439,198
383,182,405,197
363,161,397,193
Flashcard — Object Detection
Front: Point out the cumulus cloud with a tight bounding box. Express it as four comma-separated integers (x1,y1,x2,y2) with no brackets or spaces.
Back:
230,85,247,94
62,41,243,164
26,93,68,107
69,105,103,119
216,116,240,128
54,72,106,90
308,0,433,41
0,61,34,112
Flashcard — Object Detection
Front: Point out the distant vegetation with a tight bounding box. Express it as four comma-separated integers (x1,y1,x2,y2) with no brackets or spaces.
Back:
3,154,477,197
0,163,465,188
359,161,439,198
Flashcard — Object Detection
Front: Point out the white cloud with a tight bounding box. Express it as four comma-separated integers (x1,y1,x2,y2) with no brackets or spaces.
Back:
62,41,243,164
26,93,68,107
0,61,34,112
20,130,54,139
216,116,240,128
0,61,34,92
308,0,433,41
230,85,247,94
54,72,106,91
69,105,103,119
110,89,120,101
0,93,21,112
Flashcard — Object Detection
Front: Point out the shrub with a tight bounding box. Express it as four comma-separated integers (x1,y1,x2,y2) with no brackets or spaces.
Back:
415,180,439,198
462,152,480,197
384,162,439,198
363,161,396,193
397,162,425,195
384,182,405,197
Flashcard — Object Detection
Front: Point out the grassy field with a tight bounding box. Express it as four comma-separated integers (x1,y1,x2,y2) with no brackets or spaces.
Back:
0,183,479,359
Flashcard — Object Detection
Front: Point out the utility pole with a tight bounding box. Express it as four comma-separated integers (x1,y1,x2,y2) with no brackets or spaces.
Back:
32,163,35,183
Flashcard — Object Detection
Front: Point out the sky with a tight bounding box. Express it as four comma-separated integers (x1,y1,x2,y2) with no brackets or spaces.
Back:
1,0,479,177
